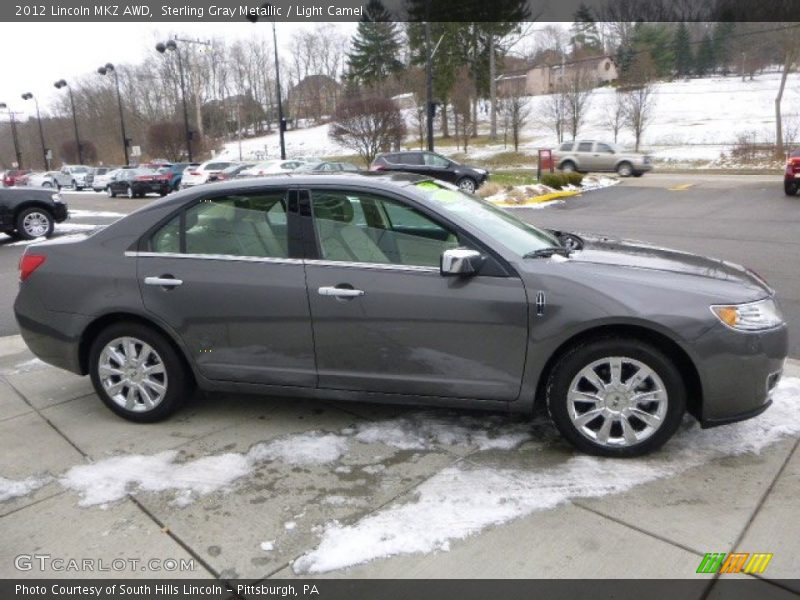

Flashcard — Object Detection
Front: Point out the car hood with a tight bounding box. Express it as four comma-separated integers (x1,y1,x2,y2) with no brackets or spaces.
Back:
566,232,771,293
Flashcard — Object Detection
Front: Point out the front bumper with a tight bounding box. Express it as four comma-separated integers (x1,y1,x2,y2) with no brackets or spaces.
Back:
695,322,788,427
52,202,68,223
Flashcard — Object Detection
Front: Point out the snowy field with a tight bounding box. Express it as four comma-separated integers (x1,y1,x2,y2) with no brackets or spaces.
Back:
219,72,800,167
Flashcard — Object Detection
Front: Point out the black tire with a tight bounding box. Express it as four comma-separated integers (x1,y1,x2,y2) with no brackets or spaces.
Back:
41,181,52,188
89,322,192,423
784,180,798,196
632,171,644,177
560,160,577,173
107,186,116,198
125,185,134,199
456,177,477,194
2,229,20,239
546,337,686,457
616,162,634,177
15,207,54,240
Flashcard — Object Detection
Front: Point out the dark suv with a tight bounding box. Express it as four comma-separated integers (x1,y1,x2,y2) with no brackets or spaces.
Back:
370,151,488,193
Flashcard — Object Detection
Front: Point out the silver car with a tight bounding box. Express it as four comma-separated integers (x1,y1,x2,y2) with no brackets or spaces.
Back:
554,140,653,177
53,165,92,190
22,171,60,188
13,174,787,457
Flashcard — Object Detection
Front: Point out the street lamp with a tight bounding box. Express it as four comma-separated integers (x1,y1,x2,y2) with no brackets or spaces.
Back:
98,63,130,165
156,39,193,161
54,79,83,164
21,93,49,170
247,3,286,159
0,102,23,169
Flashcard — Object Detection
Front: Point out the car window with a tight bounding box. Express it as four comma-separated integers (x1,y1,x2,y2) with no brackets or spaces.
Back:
399,153,424,166
311,190,459,267
205,162,230,171
559,142,573,151
596,143,614,153
150,192,289,258
423,153,450,167
577,142,594,152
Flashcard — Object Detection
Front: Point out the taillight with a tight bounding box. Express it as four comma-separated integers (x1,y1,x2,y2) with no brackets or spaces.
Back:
19,254,46,281
370,164,386,171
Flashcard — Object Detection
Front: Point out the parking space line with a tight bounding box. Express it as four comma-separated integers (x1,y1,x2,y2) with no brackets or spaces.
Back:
668,183,695,191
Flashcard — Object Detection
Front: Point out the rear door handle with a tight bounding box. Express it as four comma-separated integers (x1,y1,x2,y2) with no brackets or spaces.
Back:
144,276,183,287
318,286,364,298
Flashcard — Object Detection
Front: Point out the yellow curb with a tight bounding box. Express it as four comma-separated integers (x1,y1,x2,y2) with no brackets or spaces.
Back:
491,190,580,207
668,183,694,191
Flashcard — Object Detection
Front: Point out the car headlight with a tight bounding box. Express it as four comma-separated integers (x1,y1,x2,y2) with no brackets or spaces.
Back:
710,298,783,331
51,193,63,203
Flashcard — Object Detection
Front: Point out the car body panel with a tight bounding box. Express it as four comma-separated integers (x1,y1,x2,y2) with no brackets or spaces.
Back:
554,141,653,174
0,187,68,231
370,152,489,188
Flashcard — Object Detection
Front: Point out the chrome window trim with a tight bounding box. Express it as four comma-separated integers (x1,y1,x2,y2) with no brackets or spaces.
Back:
124,251,438,273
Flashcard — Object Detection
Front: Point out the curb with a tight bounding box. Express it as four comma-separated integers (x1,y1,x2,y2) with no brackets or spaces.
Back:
489,190,580,208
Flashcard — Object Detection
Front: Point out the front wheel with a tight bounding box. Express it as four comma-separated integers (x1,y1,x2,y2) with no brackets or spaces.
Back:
560,161,576,173
616,162,634,177
107,187,116,198
89,323,192,423
41,181,52,188
546,338,686,457
784,180,798,196
456,177,476,194
16,207,54,240
125,185,134,199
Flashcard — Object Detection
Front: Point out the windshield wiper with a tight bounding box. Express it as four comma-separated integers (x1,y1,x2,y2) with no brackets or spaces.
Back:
523,246,572,259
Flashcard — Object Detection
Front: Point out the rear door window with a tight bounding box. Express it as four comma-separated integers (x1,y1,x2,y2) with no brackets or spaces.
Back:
577,142,594,152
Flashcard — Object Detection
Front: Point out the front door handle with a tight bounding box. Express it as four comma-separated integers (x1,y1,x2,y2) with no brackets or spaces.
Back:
144,276,183,287
318,286,365,298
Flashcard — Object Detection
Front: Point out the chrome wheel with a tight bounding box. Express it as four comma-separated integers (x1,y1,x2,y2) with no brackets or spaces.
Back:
457,178,476,193
617,162,633,177
560,161,576,173
21,211,51,238
567,356,668,448
126,185,134,199
98,337,168,413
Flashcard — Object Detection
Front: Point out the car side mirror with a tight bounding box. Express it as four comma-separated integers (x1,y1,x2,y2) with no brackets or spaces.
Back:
441,248,484,277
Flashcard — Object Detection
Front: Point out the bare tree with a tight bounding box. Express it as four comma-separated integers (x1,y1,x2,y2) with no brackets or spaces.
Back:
600,92,625,143
499,90,531,152
563,64,595,139
328,97,406,164
540,83,569,143
622,85,656,152
451,68,475,153
147,121,187,161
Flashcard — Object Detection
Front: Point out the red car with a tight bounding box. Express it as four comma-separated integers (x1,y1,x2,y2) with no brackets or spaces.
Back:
784,150,800,195
3,169,31,187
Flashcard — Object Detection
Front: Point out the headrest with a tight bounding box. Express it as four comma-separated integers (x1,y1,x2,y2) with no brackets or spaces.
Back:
313,195,354,223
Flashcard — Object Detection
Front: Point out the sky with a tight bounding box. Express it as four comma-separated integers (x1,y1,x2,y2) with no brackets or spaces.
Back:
0,21,357,118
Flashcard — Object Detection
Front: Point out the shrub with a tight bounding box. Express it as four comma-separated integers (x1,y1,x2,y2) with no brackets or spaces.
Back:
564,171,584,186
540,171,583,189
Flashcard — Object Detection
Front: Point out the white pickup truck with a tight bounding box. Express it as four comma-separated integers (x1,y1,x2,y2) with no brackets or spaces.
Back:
52,165,91,190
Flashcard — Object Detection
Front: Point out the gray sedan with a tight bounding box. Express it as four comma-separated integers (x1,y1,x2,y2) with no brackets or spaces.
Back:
14,174,787,456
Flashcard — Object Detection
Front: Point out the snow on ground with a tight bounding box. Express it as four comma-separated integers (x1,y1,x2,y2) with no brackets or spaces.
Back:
0,475,51,502
293,377,800,574
219,72,799,166
3,378,800,572
67,209,126,219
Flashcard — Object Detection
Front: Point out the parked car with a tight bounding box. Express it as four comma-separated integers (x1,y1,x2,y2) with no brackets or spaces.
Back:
13,173,788,457
783,149,800,195
0,187,68,239
3,169,32,187
239,160,306,177
53,165,92,190
295,161,361,173
370,151,488,193
180,161,235,188
106,168,170,198
144,162,198,191
554,141,653,177
208,163,256,182
92,168,122,192
85,166,116,190
24,171,60,188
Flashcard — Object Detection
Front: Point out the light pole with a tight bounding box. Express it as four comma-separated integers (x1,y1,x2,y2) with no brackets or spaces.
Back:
98,63,130,165
21,93,48,170
248,3,286,159
156,39,193,162
54,79,83,164
0,102,23,169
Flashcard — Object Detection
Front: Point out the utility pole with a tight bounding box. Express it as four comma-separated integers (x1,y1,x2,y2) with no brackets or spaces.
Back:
272,20,286,159
425,21,434,151
0,104,24,168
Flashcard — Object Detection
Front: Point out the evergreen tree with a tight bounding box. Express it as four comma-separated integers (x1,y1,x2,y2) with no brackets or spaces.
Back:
631,23,674,79
571,3,602,52
673,22,693,78
346,0,403,87
695,33,715,77
712,22,735,74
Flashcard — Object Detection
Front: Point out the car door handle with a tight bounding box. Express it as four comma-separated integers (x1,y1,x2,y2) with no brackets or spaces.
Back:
318,286,364,298
144,276,183,287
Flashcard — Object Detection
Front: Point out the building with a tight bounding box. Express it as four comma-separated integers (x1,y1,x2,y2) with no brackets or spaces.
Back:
497,55,618,97
287,75,342,123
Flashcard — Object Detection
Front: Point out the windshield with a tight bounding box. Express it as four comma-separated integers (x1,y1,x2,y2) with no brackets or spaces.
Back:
414,181,560,255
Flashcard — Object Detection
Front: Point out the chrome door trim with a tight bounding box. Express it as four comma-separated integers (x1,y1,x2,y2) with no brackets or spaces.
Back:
304,259,439,274
125,251,304,266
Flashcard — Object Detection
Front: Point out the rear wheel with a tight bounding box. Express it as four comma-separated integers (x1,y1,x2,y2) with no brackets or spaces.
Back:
89,322,191,423
784,180,798,196
125,185,134,199
107,186,116,198
546,337,686,457
41,181,52,188
560,160,576,173
16,207,54,240
616,162,634,177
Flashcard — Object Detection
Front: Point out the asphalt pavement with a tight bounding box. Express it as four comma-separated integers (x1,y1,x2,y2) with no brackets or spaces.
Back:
0,173,797,357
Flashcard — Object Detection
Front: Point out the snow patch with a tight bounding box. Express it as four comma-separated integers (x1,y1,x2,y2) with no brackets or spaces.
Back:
0,475,52,502
293,377,800,574
248,432,349,466
260,540,275,552
68,209,126,219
